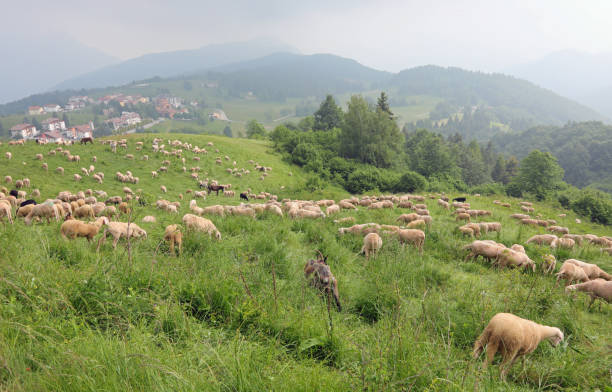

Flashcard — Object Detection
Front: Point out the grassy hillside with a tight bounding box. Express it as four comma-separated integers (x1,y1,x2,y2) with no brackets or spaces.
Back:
0,135,611,391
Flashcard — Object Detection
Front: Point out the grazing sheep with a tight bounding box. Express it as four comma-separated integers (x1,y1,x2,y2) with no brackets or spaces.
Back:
339,200,356,210
304,253,341,311
541,254,557,274
142,216,156,223
5,152,12,160
98,222,147,249
396,213,420,224
24,202,60,225
74,204,95,219
565,259,612,280
361,232,382,259
565,279,612,309
325,204,340,215
456,213,470,222
473,313,563,380
479,222,501,234
182,213,221,239
160,185,167,193
548,226,569,235
118,202,131,215
397,229,425,253
525,234,558,246
463,240,505,263
164,224,183,256
4,176,12,184
496,248,536,271
333,217,355,224
0,203,13,224
510,244,525,253
60,217,109,242
555,261,589,287
551,237,575,249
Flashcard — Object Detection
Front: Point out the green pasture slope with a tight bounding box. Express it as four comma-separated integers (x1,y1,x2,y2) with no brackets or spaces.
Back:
0,134,610,391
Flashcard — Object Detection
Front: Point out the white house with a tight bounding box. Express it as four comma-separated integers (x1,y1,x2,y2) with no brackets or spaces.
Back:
43,104,62,113
10,123,38,139
41,117,66,132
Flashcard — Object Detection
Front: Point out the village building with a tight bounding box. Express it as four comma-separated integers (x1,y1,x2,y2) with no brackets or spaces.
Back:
10,123,38,139
41,117,67,132
28,106,44,115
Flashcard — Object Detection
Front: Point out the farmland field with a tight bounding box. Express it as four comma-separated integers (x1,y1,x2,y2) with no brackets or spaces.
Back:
0,134,610,391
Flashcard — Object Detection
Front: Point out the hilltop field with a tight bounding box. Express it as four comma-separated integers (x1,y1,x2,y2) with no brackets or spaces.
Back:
0,134,610,391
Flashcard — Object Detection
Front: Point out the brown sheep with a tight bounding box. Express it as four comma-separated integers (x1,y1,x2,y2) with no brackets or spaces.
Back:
473,313,563,380
164,224,183,256
60,217,108,242
541,254,556,274
525,234,558,246
456,212,470,222
74,205,95,219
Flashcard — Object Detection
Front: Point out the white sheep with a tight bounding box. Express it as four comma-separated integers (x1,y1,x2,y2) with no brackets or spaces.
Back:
565,279,612,309
555,261,589,287
182,213,221,239
473,313,563,380
60,217,109,242
361,232,382,259
397,229,425,253
98,222,147,249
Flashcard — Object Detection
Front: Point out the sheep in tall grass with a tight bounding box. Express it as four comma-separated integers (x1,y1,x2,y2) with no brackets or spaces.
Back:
304,252,341,312
473,313,563,380
525,234,557,246
73,204,95,219
396,213,419,223
565,279,612,309
548,226,569,235
182,213,221,239
24,202,60,225
555,261,589,287
463,240,505,263
4,176,12,184
164,224,183,256
565,259,612,280
397,229,425,253
496,248,536,271
97,222,147,249
0,202,13,224
60,217,109,242
361,232,382,259
541,254,557,274
142,216,156,223
551,237,575,249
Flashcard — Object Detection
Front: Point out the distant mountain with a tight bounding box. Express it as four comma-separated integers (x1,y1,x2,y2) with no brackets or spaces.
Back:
390,65,605,125
509,50,612,118
0,33,118,103
201,52,390,99
54,39,298,91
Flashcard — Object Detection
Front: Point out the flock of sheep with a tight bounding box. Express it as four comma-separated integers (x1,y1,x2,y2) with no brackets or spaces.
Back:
1,135,611,381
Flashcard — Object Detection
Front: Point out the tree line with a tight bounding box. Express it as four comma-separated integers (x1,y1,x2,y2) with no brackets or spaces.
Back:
252,93,612,225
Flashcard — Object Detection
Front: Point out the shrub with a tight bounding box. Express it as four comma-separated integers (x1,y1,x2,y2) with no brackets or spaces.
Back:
505,181,523,197
345,167,381,194
558,194,570,208
394,171,427,193
470,182,505,196
571,190,612,225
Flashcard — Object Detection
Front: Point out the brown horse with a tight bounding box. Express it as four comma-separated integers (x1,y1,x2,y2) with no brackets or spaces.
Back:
80,137,94,145
207,184,225,195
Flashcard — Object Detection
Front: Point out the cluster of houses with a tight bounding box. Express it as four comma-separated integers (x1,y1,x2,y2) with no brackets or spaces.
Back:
10,118,94,142
28,96,91,115
97,94,149,107
105,111,142,131
155,95,188,118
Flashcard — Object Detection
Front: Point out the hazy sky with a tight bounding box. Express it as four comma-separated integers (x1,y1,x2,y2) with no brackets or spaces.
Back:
5,0,612,71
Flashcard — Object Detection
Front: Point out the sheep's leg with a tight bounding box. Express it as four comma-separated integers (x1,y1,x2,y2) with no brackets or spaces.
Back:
178,239,182,256
587,296,596,309
483,342,498,370
500,351,519,381
169,239,175,255
112,235,119,249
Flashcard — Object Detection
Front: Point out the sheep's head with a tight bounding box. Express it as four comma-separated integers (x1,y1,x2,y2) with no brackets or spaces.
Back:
214,230,222,240
548,328,564,347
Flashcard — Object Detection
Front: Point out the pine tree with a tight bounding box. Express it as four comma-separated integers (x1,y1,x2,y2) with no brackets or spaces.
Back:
313,95,343,131
376,92,394,118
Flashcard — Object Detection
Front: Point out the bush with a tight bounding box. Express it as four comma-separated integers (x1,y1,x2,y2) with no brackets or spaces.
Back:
558,194,570,208
305,175,327,192
505,181,523,197
345,167,381,194
470,182,505,196
394,171,427,193
571,190,612,225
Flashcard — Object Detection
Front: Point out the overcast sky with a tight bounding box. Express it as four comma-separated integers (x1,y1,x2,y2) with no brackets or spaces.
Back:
5,0,612,72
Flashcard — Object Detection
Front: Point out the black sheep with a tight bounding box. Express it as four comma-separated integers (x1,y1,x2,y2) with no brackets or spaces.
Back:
9,190,18,198
240,192,249,201
453,197,467,203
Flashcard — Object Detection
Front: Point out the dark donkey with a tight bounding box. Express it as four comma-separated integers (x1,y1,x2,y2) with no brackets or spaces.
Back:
304,250,342,311
207,183,225,195
80,137,94,145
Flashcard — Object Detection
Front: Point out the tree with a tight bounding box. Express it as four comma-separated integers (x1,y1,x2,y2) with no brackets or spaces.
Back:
405,129,454,177
504,156,519,182
376,92,394,118
514,150,564,200
246,120,266,139
313,94,343,131
491,157,506,183
340,95,403,168
223,125,232,138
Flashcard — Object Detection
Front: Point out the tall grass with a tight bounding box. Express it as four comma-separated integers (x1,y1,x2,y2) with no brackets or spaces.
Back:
0,134,610,391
